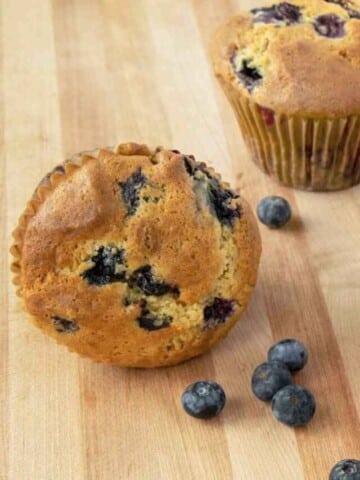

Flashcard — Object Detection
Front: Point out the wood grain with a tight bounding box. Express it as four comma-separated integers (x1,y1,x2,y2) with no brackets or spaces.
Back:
2,0,360,479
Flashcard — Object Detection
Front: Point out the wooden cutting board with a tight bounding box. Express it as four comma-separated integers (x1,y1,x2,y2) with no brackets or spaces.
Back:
2,1,360,479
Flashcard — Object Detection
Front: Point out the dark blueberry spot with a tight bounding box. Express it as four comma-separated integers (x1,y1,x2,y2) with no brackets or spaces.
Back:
325,0,360,19
207,179,241,227
137,304,173,331
119,169,147,216
268,339,308,371
183,156,241,227
257,196,291,228
81,246,126,286
51,316,79,334
184,156,196,175
348,8,360,18
314,14,345,37
128,265,179,296
181,381,226,419
259,106,275,127
203,297,235,330
330,459,360,479
143,195,160,204
183,156,212,178
232,57,263,93
251,2,302,24
251,361,292,402
271,385,316,426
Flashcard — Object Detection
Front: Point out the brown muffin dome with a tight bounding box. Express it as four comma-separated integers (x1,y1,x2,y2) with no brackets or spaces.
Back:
11,143,261,367
210,0,360,117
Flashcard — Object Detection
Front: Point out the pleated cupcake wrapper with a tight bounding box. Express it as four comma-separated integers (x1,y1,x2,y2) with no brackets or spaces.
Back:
222,82,360,191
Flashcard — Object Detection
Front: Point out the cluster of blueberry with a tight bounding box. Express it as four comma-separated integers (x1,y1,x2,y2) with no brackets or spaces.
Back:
251,339,315,426
180,340,360,479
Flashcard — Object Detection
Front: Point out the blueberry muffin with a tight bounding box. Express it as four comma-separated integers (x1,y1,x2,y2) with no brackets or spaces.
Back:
210,0,360,190
11,143,261,367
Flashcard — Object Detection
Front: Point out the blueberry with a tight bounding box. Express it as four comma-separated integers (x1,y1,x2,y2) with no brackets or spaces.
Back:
268,339,308,371
251,361,292,401
119,169,147,216
314,14,346,38
329,459,360,480
181,381,226,419
51,316,79,333
81,246,126,286
348,8,360,19
137,309,173,331
184,156,241,227
251,2,302,24
183,155,196,175
256,196,291,229
183,156,210,178
207,179,241,227
232,57,263,93
203,297,235,330
324,0,360,19
128,265,179,296
272,385,316,426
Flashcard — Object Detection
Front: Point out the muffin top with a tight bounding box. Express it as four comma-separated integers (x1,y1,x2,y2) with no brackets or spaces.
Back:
210,0,360,117
11,143,260,366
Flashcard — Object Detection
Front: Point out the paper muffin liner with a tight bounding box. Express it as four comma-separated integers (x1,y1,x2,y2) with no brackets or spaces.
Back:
221,82,360,191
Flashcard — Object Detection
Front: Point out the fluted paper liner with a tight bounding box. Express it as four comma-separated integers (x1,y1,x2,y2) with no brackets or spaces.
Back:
221,81,360,191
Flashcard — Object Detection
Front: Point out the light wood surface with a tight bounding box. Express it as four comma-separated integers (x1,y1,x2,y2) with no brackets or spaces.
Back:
2,1,360,479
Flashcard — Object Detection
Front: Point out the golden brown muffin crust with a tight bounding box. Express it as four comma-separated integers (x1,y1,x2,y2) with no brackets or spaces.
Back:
210,0,360,117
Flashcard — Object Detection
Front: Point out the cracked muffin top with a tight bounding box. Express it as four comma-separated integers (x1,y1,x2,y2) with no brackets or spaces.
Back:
210,0,360,117
11,143,261,367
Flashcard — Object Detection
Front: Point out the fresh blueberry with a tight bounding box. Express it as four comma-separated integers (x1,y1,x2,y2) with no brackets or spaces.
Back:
181,381,226,419
268,339,308,371
81,246,126,286
128,265,179,296
251,2,302,24
272,385,316,426
119,169,147,216
256,196,291,228
203,297,235,330
232,57,263,93
329,459,360,480
51,316,79,333
251,361,292,401
314,14,346,38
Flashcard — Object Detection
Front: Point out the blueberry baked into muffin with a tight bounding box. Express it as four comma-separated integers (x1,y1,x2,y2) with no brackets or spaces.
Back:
11,143,261,367
210,0,360,190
